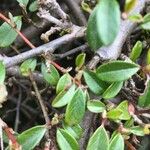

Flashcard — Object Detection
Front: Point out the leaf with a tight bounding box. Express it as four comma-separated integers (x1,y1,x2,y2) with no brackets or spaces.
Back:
0,61,5,84
65,88,86,125
83,70,108,95
96,61,139,82
29,0,38,12
102,82,123,99
0,84,8,108
116,101,131,120
87,100,105,113
75,53,86,70
17,0,29,6
130,41,143,62
56,73,72,94
0,16,22,47
143,13,150,23
109,133,124,150
87,126,109,150
52,84,76,108
125,0,137,13
17,125,46,150
141,22,150,30
57,128,79,150
129,126,145,136
20,58,37,76
63,122,83,140
86,0,120,50
147,49,150,65
81,1,92,13
107,109,122,120
138,80,150,108
41,63,60,86
128,14,143,22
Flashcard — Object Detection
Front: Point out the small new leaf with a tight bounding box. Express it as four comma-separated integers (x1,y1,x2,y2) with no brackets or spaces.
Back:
20,58,37,76
41,63,60,86
56,73,72,94
75,53,86,70
0,61,5,84
130,41,142,62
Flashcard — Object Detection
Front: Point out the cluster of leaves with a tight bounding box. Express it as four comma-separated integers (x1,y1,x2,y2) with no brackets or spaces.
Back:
0,0,150,149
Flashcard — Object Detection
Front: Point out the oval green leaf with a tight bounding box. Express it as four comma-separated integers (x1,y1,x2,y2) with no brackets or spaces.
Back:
0,16,22,47
102,81,123,99
57,128,79,150
87,126,109,150
56,73,72,94
75,53,86,70
20,58,37,76
130,41,143,62
138,80,150,108
83,70,108,95
109,133,124,150
17,125,46,150
41,63,60,86
96,61,140,82
0,61,5,84
87,100,105,113
52,84,76,108
63,122,83,140
65,88,86,125
87,0,120,50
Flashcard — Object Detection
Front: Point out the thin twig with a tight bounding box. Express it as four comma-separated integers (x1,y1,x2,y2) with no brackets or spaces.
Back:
29,71,50,126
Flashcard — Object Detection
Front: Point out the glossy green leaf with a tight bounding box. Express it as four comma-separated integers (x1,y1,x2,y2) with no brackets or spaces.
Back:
102,82,123,99
20,58,37,76
96,61,139,82
143,13,150,23
109,133,124,150
130,41,143,62
129,126,145,136
17,0,29,6
128,14,143,22
0,61,5,84
75,53,86,70
65,88,86,125
107,109,122,120
17,125,46,150
29,0,38,12
87,0,120,50
87,100,105,113
138,80,150,108
87,126,109,150
0,16,22,47
125,0,137,13
41,63,60,86
146,49,150,65
52,84,76,108
56,73,72,94
63,122,83,140
141,22,150,30
117,101,131,120
57,128,79,150
83,70,108,95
